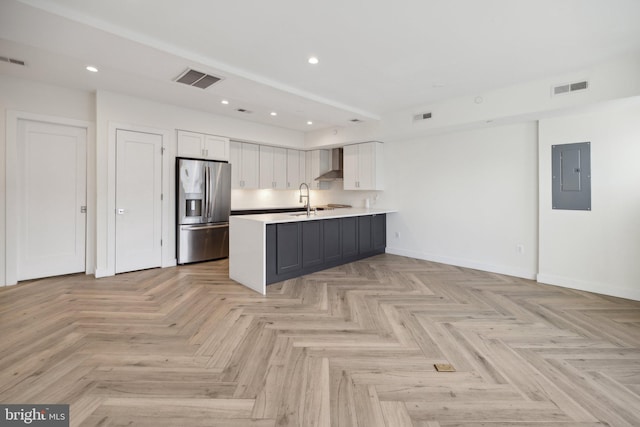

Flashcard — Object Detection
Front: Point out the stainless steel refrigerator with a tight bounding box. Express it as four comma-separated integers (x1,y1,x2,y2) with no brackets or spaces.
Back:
177,158,231,264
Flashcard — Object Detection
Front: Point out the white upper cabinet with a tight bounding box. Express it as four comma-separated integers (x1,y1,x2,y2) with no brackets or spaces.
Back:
230,141,259,189
203,135,228,160
343,142,383,190
343,145,358,190
177,130,229,161
305,150,331,190
297,150,306,188
259,146,286,189
230,144,333,191
286,149,306,189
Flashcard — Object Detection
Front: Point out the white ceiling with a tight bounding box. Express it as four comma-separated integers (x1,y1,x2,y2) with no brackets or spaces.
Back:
1,0,640,132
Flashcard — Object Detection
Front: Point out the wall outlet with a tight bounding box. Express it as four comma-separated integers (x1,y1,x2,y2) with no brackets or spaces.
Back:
516,244,525,254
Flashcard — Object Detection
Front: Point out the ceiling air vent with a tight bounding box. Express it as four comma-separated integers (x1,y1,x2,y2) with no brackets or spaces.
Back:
0,55,26,66
552,80,589,96
413,112,432,121
236,108,252,114
350,118,363,123
174,68,222,89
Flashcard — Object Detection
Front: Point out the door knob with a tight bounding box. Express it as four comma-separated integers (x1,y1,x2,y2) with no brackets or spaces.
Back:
116,208,125,215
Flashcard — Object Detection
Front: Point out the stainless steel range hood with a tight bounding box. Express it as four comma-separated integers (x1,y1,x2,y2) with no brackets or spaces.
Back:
315,148,343,181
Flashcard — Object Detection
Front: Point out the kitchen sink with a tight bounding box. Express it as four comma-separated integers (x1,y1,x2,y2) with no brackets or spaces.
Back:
287,205,345,217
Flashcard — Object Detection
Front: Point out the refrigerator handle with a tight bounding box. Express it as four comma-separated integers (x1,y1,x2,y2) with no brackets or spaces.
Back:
203,165,209,219
208,164,214,219
211,164,220,220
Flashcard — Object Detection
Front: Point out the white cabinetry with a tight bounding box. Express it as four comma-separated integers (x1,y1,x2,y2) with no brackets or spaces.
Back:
343,142,383,190
230,144,334,191
177,130,229,161
230,141,259,189
305,150,331,190
286,149,306,189
259,146,287,189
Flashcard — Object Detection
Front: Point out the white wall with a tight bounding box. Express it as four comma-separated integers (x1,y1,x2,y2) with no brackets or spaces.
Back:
538,99,640,300
0,75,95,286
1,81,307,284
384,122,539,279
305,122,381,148
94,91,306,277
304,52,640,150
381,52,640,142
96,91,305,149
4,55,640,300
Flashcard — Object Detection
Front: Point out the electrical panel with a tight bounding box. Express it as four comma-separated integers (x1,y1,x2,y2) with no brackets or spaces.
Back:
552,142,591,210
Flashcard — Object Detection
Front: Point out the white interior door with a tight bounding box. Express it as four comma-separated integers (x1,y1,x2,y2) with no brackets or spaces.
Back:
17,120,87,281
115,129,163,274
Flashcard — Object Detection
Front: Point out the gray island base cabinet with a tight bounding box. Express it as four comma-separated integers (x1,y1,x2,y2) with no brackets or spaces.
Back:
228,208,396,294
266,214,386,284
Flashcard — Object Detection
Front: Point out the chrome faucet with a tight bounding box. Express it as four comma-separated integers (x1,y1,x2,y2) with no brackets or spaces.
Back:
299,182,310,216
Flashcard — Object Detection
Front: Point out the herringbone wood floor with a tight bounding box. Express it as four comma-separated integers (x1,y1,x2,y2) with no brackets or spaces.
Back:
1,254,639,426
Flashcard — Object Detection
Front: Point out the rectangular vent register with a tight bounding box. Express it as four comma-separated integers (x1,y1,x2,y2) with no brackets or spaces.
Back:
175,68,222,89
552,80,589,96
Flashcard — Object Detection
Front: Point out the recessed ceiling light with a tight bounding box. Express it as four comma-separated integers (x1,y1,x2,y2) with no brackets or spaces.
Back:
221,99,229,105
308,57,319,65
86,65,98,72
307,121,313,125
270,112,277,116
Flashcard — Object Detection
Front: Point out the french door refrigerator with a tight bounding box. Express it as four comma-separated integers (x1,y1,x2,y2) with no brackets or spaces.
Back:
177,157,231,264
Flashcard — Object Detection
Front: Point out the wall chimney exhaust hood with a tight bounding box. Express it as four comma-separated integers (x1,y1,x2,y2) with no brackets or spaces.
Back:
315,148,343,181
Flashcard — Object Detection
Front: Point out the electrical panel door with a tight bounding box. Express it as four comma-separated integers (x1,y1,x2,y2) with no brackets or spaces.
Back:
552,142,591,210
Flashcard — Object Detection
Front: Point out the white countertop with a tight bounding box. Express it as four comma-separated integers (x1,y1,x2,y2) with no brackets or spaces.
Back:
230,207,397,224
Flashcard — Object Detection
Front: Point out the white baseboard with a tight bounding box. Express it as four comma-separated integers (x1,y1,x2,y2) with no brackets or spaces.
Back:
94,268,113,278
163,260,178,268
385,247,537,280
96,262,176,278
537,273,640,302
383,247,639,301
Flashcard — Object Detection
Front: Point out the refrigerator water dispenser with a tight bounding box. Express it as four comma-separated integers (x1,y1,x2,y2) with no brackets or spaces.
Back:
186,199,202,217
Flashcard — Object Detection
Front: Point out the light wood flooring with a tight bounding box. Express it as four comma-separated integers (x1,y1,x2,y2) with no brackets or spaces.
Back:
1,254,640,426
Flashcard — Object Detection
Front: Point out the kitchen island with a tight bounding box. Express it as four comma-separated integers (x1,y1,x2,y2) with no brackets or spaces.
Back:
229,208,397,294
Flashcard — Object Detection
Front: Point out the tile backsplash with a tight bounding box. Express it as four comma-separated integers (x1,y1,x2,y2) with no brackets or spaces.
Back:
231,182,384,210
